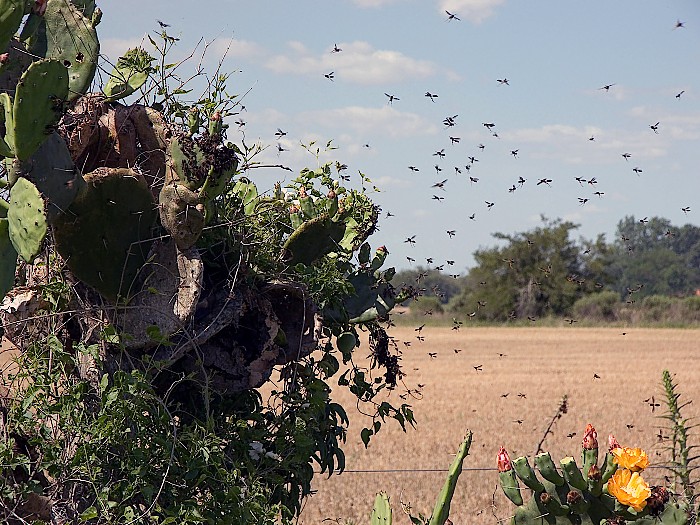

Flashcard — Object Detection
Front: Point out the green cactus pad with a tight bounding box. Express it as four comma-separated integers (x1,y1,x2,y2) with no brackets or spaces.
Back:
0,217,17,300
159,182,205,250
0,0,24,57
371,492,392,525
168,135,206,190
428,432,472,525
231,177,257,215
21,132,82,221
7,177,47,262
513,456,546,492
68,0,96,18
0,39,34,97
282,213,346,266
53,168,157,301
103,47,154,101
27,0,99,102
12,58,69,160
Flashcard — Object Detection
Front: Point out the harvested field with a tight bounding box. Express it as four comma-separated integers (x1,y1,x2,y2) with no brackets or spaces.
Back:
296,327,700,525
3,329,698,525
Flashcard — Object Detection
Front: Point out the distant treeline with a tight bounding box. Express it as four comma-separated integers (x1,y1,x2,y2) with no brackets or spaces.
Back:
391,215,700,324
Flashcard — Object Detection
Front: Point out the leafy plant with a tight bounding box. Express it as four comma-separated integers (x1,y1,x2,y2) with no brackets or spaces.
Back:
660,370,699,516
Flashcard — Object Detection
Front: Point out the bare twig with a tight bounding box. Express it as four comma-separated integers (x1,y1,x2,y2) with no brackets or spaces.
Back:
534,394,569,456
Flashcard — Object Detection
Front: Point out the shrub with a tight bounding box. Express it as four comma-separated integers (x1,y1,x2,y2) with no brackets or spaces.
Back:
572,291,620,321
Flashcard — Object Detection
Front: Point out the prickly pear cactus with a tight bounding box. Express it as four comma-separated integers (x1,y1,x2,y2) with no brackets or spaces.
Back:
282,213,346,266
53,168,157,301
7,177,48,262
14,132,82,221
323,245,397,324
26,0,100,102
498,425,689,525
0,0,24,55
159,182,205,250
371,492,392,525
0,218,17,298
10,58,69,160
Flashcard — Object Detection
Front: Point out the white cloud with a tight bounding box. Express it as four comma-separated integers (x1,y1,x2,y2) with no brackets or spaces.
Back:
210,38,266,61
439,0,505,24
302,105,438,138
265,40,440,84
351,0,402,7
502,124,669,164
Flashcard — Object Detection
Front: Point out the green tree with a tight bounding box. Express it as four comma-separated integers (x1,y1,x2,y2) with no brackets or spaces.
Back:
607,216,700,298
451,217,610,321
391,266,465,305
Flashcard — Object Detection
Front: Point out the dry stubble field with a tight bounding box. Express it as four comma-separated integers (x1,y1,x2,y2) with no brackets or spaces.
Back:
295,327,700,525
2,328,698,524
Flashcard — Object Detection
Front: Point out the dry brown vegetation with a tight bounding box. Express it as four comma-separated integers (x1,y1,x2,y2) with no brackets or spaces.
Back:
294,327,700,525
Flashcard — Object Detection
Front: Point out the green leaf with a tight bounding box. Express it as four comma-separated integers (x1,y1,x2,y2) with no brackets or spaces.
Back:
361,427,372,448
79,506,99,521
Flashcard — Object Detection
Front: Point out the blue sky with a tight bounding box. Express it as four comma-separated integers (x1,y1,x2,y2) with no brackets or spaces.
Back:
98,1,700,272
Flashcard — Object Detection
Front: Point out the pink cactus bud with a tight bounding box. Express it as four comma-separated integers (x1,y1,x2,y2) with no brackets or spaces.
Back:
377,245,387,253
327,189,336,199
0,53,8,65
289,205,299,214
33,0,47,15
497,446,512,472
608,434,621,452
210,110,222,121
582,423,598,450
298,187,307,198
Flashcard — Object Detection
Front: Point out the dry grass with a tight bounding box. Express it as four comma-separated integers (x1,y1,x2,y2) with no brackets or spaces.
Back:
295,327,700,525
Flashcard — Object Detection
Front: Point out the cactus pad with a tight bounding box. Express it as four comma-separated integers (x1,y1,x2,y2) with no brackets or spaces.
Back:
7,177,47,262
12,58,69,160
27,0,99,102
159,182,205,250
21,132,82,221
0,0,24,57
282,213,346,266
371,492,392,525
0,217,17,300
53,168,157,301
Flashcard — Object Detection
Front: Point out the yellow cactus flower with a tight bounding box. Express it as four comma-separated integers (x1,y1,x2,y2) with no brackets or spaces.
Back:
611,447,649,472
607,468,651,512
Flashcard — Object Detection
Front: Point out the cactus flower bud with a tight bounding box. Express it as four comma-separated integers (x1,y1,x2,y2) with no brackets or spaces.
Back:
497,446,512,472
208,110,223,136
587,464,601,481
289,205,299,214
582,423,598,449
540,492,551,504
327,189,336,199
298,187,307,198
608,434,621,451
566,491,582,505
646,486,670,516
0,53,8,65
